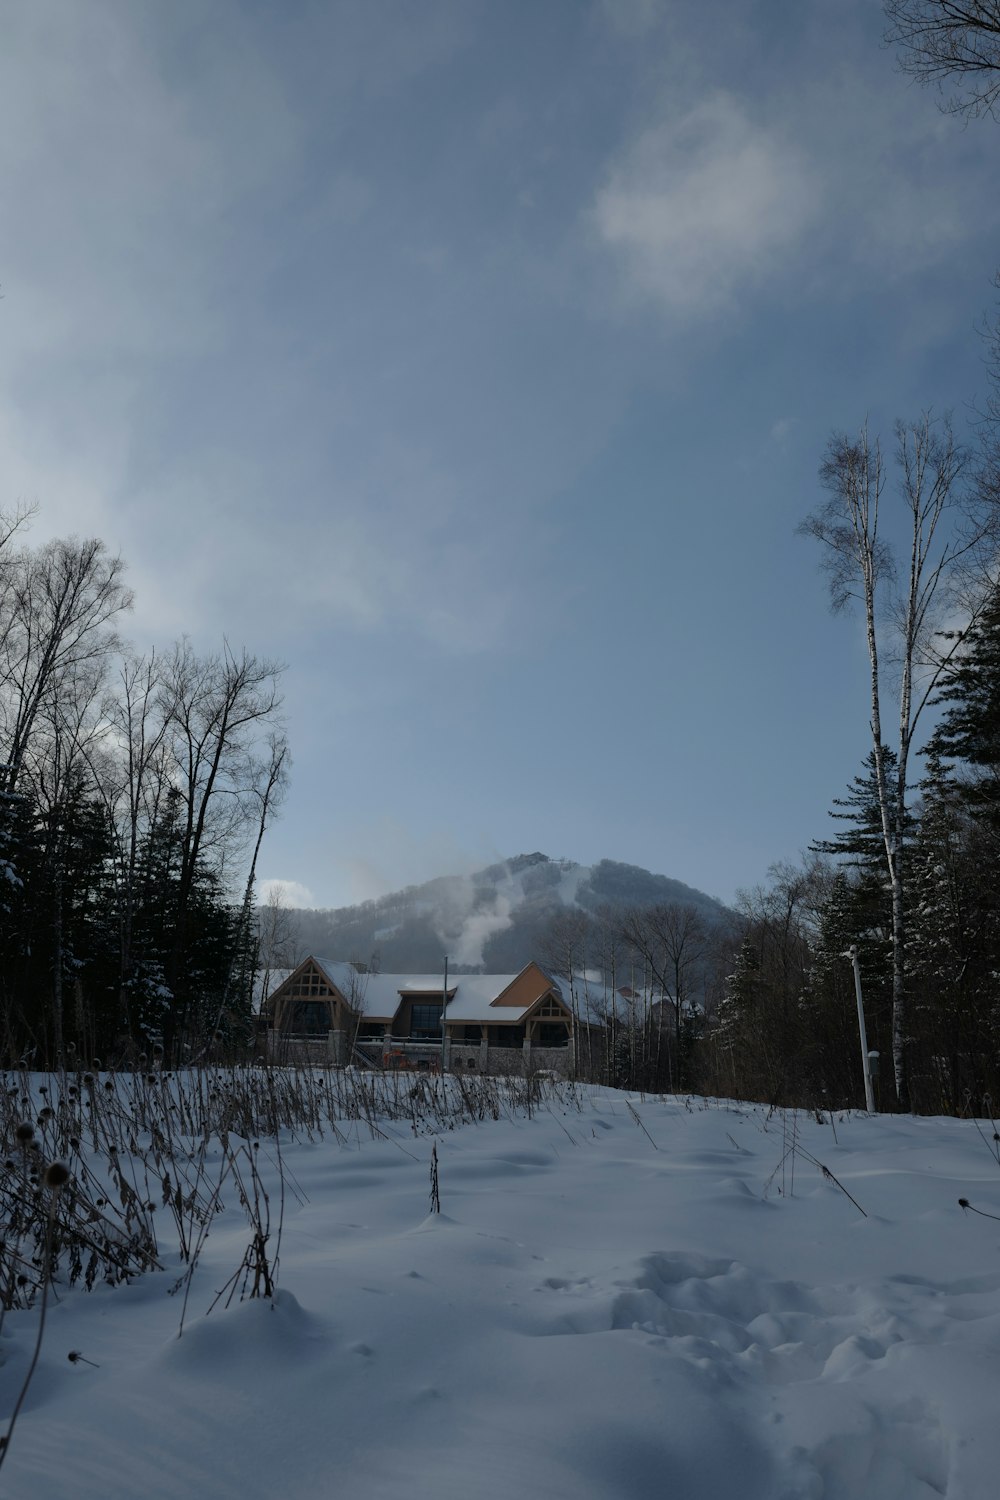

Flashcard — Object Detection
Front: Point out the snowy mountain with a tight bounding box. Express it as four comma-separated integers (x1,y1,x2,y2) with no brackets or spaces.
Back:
283,853,731,971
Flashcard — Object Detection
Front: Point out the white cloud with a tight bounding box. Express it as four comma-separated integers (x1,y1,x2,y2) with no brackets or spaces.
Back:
258,878,315,908
594,93,817,318
593,56,1000,326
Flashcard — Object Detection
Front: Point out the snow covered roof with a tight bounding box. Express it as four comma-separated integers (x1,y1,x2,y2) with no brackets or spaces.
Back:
309,963,457,1021
252,968,294,1013
277,959,570,1024
568,980,676,1026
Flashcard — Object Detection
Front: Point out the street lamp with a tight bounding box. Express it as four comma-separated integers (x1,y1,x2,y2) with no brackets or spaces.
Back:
843,945,876,1113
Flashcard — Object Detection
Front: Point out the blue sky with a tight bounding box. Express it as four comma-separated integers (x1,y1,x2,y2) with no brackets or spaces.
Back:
2,0,999,909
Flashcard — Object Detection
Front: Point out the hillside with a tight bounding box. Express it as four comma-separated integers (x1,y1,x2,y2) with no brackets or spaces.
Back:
282,853,731,971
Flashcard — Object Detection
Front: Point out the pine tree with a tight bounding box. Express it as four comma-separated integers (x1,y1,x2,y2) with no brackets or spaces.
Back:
811,748,912,874
907,752,1000,1109
929,583,1000,829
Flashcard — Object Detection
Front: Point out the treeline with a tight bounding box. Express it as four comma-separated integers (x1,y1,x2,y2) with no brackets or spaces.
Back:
548,417,1000,1113
711,585,1000,1117
0,514,287,1064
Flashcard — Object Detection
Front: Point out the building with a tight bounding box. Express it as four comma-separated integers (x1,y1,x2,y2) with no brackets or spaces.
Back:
260,956,582,1075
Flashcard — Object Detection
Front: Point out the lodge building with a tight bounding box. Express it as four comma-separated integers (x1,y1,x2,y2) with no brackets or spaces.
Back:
261,957,584,1075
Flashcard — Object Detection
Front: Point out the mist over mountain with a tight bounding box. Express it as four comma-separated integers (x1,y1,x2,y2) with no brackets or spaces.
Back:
281,854,731,973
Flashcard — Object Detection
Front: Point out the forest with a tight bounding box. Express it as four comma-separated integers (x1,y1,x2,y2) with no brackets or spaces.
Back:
536,398,1000,1115
0,517,287,1064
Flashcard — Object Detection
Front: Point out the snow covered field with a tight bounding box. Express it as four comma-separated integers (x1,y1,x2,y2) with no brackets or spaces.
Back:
4,1085,1000,1499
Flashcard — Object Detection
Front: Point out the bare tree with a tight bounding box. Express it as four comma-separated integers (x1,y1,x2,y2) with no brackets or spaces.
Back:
0,537,132,796
801,414,987,1106
257,887,303,998
884,2,1000,119
541,908,596,1079
159,639,285,1042
621,903,707,1090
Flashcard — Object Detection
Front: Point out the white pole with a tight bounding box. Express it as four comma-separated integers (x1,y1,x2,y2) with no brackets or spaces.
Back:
847,944,876,1113
441,955,448,1077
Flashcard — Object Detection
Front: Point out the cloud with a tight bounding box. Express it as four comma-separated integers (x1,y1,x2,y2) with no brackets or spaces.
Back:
594,93,817,319
592,48,1000,326
258,878,315,908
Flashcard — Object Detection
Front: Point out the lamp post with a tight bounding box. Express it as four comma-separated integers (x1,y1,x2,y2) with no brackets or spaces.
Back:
440,955,448,1077
845,944,876,1113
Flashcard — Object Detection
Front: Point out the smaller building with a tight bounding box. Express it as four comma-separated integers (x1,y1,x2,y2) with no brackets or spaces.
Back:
261,958,581,1075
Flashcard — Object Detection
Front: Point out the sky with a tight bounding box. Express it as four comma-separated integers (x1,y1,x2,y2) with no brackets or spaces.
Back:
2,0,999,912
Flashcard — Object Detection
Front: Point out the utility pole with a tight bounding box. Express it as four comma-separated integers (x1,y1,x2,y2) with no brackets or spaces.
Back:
440,955,448,1077
845,945,876,1113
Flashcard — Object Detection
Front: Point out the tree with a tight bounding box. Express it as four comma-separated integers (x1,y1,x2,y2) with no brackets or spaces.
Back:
541,908,596,1078
811,747,911,871
709,863,820,1104
928,580,1000,827
620,903,707,1090
800,414,987,1106
0,537,132,797
159,640,285,1048
802,871,892,1108
884,2,1000,119
904,753,1000,1107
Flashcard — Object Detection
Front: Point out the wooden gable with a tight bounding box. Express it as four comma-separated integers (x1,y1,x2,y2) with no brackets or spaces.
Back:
490,962,558,1009
267,957,354,1035
269,958,338,1007
523,991,571,1022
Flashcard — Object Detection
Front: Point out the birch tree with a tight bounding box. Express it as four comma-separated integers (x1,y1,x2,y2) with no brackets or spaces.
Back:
801,414,986,1107
884,1,1000,119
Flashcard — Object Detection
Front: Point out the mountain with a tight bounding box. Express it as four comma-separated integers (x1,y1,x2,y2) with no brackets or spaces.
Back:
280,853,732,973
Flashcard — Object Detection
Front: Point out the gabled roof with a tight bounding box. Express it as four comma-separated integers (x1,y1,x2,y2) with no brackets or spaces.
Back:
267,959,571,1025
252,968,294,1013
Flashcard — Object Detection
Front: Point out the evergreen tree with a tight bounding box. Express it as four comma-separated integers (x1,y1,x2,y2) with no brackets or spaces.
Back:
907,752,1000,1109
801,871,891,1108
811,748,911,873
929,584,1000,829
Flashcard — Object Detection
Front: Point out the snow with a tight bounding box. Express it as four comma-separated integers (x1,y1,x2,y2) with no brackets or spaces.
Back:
4,1088,1000,1498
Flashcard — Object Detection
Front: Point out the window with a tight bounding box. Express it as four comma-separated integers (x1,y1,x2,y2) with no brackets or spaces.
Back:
282,1000,332,1035
487,1025,525,1048
535,1023,569,1046
288,970,329,996
409,1003,443,1039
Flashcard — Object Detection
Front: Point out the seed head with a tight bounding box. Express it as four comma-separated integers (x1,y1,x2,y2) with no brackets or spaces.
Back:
43,1160,71,1190
15,1121,35,1144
